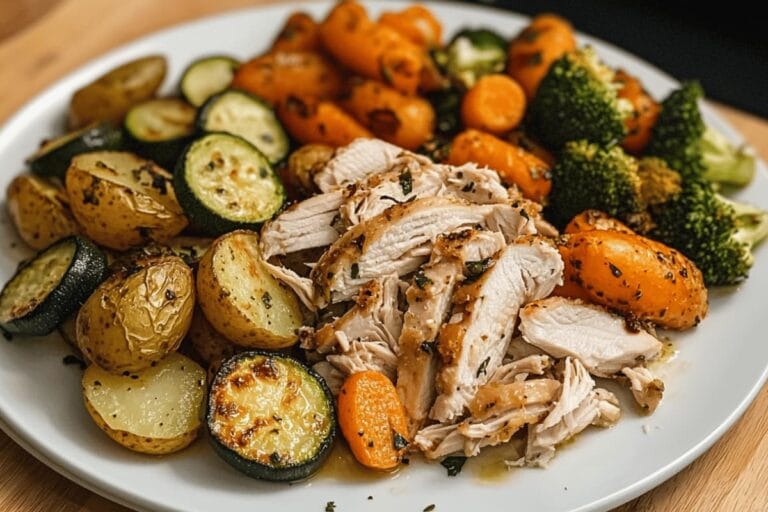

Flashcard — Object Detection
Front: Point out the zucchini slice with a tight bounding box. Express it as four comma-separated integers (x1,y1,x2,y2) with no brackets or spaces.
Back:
198,89,289,164
174,133,285,235
0,236,108,335
27,122,123,179
124,98,197,169
180,56,240,107
207,351,336,481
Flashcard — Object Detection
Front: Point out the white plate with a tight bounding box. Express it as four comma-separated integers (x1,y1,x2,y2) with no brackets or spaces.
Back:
0,2,766,511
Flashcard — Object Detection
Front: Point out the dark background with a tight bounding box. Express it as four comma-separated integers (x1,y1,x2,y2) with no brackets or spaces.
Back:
461,0,768,117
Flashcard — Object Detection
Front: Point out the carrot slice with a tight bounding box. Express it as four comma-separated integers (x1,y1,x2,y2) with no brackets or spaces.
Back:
461,74,526,135
338,370,409,471
278,96,372,147
564,210,635,235
447,129,551,202
615,69,660,154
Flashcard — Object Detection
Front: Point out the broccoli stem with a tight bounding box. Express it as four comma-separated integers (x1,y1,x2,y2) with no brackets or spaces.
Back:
720,194,768,261
701,127,756,187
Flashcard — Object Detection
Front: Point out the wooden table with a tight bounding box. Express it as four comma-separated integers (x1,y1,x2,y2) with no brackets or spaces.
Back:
1,1,767,510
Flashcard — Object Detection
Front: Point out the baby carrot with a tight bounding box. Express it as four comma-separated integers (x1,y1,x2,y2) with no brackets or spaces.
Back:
379,4,442,49
278,96,372,147
270,12,322,53
615,69,661,154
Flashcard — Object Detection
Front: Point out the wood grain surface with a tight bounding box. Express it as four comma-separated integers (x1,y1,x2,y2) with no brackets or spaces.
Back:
1,1,767,511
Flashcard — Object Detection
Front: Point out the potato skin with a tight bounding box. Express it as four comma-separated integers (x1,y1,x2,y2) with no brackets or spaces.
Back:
65,152,187,250
6,175,80,250
69,55,167,129
186,307,239,375
196,230,303,349
77,256,195,373
555,230,708,329
283,144,334,197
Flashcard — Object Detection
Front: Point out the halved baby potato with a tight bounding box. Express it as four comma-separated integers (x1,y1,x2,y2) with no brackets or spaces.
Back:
65,151,187,250
6,175,80,250
186,307,240,381
77,256,195,373
82,352,206,455
196,230,302,349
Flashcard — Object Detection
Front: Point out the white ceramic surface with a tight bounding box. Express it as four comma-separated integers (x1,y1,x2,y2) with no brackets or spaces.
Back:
0,2,766,511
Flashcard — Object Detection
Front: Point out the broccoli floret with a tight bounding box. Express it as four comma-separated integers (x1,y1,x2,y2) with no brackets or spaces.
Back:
646,81,756,186
546,140,648,229
527,47,631,149
651,180,768,285
636,157,682,206
433,29,507,89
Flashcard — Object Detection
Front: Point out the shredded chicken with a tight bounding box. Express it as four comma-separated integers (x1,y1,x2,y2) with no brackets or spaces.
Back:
326,339,398,382
621,366,665,413
508,358,621,468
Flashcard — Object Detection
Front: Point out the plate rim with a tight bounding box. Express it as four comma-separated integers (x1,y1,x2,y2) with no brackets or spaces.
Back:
0,2,765,511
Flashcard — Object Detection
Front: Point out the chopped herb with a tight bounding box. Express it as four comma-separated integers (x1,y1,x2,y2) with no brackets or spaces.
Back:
476,356,490,377
461,181,475,193
367,496,373,500
62,354,86,369
262,291,273,309
325,501,336,512
392,431,409,451
351,263,360,279
270,452,282,464
424,505,436,512
399,169,413,195
354,234,365,251
440,455,467,476
609,263,622,278
414,270,433,290
464,258,493,282
420,341,435,354
165,289,176,301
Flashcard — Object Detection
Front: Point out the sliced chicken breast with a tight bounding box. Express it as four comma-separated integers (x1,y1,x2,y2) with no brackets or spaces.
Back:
311,197,538,306
519,297,663,377
313,138,427,192
307,274,402,354
430,237,564,422
397,229,506,435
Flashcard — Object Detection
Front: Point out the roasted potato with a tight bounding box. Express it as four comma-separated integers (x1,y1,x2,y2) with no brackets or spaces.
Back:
82,353,206,454
283,144,333,196
197,230,302,349
6,175,80,250
69,55,167,129
186,307,239,369
65,151,187,250
109,236,213,273
77,256,195,373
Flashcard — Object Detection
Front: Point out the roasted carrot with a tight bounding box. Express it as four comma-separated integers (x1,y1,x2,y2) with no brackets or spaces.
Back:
461,74,526,135
506,130,555,167
319,1,424,95
270,12,322,53
447,129,551,202
555,230,708,330
278,96,372,147
564,210,635,235
231,51,343,105
379,4,442,49
615,69,661,154
340,79,435,150
338,370,409,471
507,13,576,99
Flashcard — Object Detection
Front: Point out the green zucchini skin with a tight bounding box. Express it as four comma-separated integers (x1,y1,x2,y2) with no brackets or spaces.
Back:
174,132,285,236
180,56,240,107
207,351,336,482
123,98,197,170
0,236,108,336
27,123,123,179
197,89,289,164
